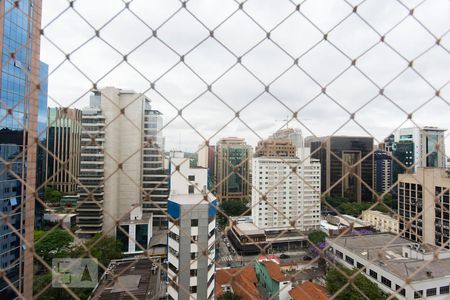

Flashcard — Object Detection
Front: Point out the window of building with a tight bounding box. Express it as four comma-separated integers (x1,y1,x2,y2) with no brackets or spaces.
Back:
188,185,195,194
426,288,437,297
336,250,343,259
190,269,197,276
191,219,198,227
440,286,449,294
356,262,364,270
345,255,354,266
414,291,423,299
190,286,197,293
369,269,377,280
188,175,195,181
395,285,406,296
191,252,198,259
381,276,391,288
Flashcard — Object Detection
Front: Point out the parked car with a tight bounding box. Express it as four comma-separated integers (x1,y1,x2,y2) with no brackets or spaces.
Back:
279,254,290,259
303,255,313,261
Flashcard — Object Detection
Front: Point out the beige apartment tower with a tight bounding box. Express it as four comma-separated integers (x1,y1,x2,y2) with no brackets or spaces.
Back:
77,87,168,241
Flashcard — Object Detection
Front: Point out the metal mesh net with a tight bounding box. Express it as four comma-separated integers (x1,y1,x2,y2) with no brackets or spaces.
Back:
0,0,449,299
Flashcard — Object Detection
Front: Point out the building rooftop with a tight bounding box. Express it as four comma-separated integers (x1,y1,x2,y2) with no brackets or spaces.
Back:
235,222,265,236
262,261,286,282
168,193,215,205
216,267,262,300
330,233,450,282
289,281,328,300
90,257,161,300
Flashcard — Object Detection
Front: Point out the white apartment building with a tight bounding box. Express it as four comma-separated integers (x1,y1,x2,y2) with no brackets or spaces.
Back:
362,210,399,234
329,233,450,300
394,127,447,170
251,148,321,231
167,194,216,300
169,151,208,195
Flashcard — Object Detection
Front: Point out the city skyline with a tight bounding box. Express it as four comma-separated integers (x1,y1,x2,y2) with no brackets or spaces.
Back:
1,0,450,299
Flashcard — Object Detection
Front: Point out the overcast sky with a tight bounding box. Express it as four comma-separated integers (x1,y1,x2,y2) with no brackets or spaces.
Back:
40,0,450,154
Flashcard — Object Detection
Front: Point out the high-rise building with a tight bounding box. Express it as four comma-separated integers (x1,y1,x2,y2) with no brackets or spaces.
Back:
394,127,447,170
0,1,45,297
379,134,395,153
310,136,374,203
141,99,169,230
215,137,252,202
77,88,168,246
374,149,392,194
167,194,217,300
76,102,106,238
45,107,82,194
255,138,297,157
270,128,303,148
391,140,415,185
252,139,321,231
398,168,450,248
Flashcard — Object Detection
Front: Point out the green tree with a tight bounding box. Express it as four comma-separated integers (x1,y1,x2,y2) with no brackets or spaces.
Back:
44,187,62,204
219,291,241,300
72,234,123,270
34,234,122,300
308,230,327,244
35,229,74,265
326,265,385,300
217,199,248,228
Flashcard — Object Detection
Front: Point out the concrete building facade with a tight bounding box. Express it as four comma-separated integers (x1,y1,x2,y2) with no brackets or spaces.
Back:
398,168,450,248
76,102,106,237
198,144,216,186
141,101,169,229
252,145,321,231
167,195,217,300
329,233,450,300
362,210,399,234
77,88,167,248
169,151,208,195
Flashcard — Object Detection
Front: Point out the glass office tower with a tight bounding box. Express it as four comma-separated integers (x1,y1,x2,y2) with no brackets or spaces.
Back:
0,1,45,298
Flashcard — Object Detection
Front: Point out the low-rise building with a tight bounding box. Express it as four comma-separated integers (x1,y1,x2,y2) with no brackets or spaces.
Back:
43,211,77,229
216,267,262,300
228,219,308,255
362,210,399,234
288,281,328,300
328,233,450,299
255,258,292,300
89,257,162,300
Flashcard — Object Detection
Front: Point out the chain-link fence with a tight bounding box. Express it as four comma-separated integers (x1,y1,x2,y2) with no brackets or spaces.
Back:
0,0,449,299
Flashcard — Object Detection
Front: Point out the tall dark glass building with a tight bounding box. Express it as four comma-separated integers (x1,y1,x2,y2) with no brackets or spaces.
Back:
310,136,374,203
0,0,45,298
